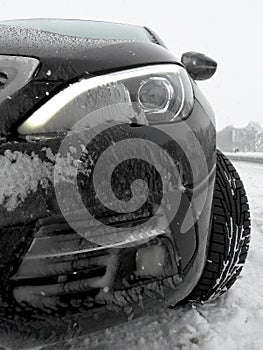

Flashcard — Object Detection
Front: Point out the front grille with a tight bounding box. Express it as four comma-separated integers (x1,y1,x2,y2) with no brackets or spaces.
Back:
11,211,182,312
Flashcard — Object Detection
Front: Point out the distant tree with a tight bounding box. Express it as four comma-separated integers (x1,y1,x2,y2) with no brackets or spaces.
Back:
255,130,263,152
243,122,262,151
217,122,262,152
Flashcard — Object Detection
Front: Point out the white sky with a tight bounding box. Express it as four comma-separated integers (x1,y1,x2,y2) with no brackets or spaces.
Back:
0,0,262,130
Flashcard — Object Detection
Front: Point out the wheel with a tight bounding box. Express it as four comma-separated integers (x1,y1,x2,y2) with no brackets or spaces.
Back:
186,150,251,302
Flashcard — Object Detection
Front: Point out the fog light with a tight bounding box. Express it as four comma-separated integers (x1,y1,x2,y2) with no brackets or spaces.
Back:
135,245,167,277
138,77,173,113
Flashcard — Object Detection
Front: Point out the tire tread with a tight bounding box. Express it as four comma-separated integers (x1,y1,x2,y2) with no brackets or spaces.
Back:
187,150,251,302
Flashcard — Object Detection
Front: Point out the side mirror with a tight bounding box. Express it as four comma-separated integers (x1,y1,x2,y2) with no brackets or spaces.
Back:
181,52,217,80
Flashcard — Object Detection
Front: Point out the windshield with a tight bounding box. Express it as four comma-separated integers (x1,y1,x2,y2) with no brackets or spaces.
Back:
0,18,153,42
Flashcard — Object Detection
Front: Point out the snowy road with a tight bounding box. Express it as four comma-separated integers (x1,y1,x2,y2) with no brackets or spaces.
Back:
54,161,263,350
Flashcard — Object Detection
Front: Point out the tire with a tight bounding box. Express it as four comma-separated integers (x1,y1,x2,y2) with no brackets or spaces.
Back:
186,150,251,302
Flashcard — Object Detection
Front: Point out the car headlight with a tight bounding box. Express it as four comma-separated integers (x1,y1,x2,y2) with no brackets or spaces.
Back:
18,64,194,134
138,77,174,113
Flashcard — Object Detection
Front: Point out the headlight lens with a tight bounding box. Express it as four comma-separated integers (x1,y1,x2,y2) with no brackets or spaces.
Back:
18,64,194,134
138,77,173,113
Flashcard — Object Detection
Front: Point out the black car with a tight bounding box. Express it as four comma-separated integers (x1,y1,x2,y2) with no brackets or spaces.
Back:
0,19,250,349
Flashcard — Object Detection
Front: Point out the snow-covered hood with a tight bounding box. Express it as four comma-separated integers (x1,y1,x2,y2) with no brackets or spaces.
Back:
0,24,180,81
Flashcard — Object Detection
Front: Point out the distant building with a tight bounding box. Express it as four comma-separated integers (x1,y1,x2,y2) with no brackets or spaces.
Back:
217,126,235,152
217,122,262,152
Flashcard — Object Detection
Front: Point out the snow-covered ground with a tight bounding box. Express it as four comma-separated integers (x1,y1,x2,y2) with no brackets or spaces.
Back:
225,152,263,163
62,161,263,350
226,152,263,159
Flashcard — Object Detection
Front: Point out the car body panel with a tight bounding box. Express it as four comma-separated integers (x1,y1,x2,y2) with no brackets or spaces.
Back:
0,19,216,348
0,98,215,227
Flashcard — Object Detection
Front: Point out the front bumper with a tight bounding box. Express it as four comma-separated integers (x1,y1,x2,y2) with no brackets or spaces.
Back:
12,211,181,308
0,97,216,348
0,170,215,349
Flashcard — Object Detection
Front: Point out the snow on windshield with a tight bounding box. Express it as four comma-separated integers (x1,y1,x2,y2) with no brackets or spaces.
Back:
0,19,151,42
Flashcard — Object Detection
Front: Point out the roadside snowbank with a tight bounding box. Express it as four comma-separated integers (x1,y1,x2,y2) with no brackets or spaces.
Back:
225,152,263,163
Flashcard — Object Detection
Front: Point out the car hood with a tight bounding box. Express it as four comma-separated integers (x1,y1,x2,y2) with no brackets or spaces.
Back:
0,24,181,81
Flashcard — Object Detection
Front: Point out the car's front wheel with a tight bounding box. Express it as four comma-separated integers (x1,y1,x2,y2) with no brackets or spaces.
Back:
186,150,251,302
